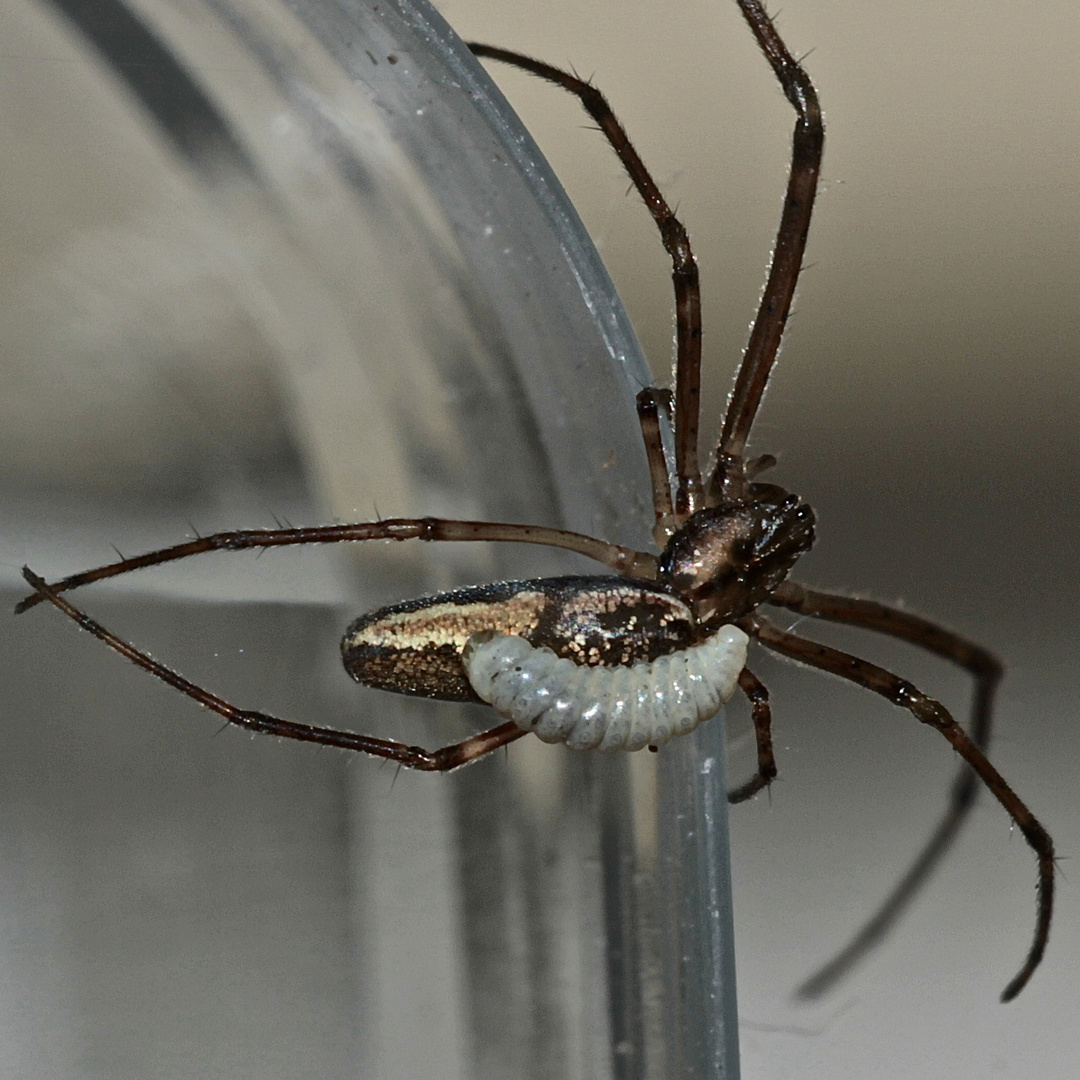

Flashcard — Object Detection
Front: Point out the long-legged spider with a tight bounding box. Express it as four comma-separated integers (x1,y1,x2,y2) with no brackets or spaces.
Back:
17,0,1053,1003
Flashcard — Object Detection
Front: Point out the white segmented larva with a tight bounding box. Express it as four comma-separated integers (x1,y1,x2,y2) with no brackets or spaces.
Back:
462,626,749,752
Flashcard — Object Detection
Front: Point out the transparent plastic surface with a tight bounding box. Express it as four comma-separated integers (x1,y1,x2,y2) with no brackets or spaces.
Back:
1,0,738,1076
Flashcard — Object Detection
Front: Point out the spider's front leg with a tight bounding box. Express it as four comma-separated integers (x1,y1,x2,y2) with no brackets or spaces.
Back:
469,43,705,516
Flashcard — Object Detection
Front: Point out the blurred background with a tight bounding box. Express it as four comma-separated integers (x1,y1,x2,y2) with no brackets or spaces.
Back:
2,0,1078,1077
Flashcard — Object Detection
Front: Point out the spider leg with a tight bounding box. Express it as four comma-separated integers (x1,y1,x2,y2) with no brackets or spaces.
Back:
771,582,1002,723
770,580,1002,996
467,43,704,516
711,1,824,497
742,613,1052,1002
636,388,678,544
14,517,658,614
727,666,777,804
21,567,528,770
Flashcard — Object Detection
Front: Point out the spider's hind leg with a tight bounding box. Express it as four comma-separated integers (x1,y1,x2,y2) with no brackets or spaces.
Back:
468,42,705,516
21,567,528,771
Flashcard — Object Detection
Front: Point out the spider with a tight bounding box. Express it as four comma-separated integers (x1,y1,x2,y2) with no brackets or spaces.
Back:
16,0,1052,1003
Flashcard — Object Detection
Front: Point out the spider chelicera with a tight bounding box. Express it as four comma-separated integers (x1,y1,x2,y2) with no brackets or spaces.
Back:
17,0,1052,1002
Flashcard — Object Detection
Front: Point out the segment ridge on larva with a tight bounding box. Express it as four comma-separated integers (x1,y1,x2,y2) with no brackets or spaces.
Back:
462,627,749,752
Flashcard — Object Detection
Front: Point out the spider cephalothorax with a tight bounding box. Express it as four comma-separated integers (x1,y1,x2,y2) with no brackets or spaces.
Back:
657,487,815,630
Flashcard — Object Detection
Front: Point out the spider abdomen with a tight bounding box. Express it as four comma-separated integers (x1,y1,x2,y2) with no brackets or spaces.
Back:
341,575,696,702
462,626,748,752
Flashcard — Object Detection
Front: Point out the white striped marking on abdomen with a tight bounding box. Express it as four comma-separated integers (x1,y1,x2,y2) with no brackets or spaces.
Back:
462,626,749,752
